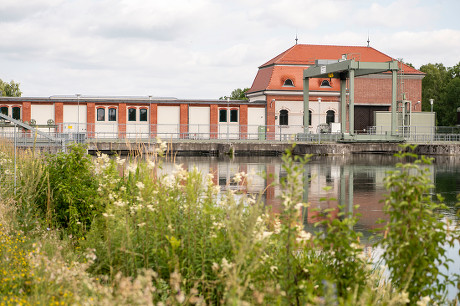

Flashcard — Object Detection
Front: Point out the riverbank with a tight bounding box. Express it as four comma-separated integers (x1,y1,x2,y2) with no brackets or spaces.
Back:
86,140,460,156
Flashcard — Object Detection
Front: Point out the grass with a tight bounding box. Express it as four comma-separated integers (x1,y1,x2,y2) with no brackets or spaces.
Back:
0,139,458,305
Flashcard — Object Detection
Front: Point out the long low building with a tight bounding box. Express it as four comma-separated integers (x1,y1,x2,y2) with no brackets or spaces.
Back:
0,43,424,141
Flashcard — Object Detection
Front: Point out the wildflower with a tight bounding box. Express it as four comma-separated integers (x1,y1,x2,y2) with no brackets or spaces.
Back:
127,164,137,173
296,230,311,243
114,200,126,207
147,159,155,169
416,296,430,306
294,202,304,211
270,266,278,273
212,262,220,272
115,156,125,165
137,223,146,227
136,181,145,190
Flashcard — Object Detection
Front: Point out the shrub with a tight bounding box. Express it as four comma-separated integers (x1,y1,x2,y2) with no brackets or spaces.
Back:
35,144,100,237
377,145,459,304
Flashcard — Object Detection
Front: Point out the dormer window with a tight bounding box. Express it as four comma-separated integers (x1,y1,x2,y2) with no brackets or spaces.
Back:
283,79,294,87
320,80,331,87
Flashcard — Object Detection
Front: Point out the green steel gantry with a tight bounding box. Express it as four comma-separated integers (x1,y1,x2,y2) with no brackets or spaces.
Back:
303,59,402,142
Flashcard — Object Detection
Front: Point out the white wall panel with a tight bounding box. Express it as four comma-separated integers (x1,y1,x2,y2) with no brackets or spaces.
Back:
189,106,210,139
157,106,180,139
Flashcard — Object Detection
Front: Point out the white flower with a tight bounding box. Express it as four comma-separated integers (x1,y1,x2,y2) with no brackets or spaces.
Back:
294,203,304,211
296,230,312,243
416,296,430,306
136,181,145,190
212,262,220,272
127,164,137,173
270,266,278,273
114,200,126,207
115,156,126,165
147,159,155,169
137,223,146,227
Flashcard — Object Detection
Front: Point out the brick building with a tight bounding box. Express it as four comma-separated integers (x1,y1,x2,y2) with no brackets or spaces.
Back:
246,44,424,134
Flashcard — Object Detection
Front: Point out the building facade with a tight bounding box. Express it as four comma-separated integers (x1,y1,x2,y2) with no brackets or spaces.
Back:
246,44,424,135
0,44,424,140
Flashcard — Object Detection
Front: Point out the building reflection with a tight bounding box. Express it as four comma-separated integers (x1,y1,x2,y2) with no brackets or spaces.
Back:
166,154,436,233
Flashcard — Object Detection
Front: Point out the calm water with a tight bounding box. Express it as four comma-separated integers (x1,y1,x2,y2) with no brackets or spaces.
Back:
165,154,460,299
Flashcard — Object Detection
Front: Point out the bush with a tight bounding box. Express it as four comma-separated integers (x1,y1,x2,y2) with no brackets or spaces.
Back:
377,145,459,304
35,144,100,237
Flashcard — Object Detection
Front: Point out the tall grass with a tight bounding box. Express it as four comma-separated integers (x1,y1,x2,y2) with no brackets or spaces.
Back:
0,139,458,304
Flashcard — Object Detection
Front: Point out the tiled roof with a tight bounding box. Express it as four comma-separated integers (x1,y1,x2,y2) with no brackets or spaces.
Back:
248,44,423,94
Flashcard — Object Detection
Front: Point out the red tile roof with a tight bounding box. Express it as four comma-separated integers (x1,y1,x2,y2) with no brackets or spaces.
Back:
248,44,423,94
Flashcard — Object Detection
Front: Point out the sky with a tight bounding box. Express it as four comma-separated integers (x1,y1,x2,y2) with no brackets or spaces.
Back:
0,0,459,99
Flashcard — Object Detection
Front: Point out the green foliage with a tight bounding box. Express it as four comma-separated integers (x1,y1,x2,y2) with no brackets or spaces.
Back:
219,87,249,100
420,62,460,126
1,140,458,304
312,204,369,299
376,145,458,304
0,79,22,97
36,144,100,237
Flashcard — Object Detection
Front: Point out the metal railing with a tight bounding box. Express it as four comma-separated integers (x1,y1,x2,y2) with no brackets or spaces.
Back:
1,121,460,146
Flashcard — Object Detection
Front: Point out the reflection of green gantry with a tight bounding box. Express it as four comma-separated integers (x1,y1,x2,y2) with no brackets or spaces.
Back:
303,59,403,142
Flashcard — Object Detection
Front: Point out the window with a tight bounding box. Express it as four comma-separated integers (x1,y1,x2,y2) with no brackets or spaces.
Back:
326,110,335,124
108,108,117,121
309,110,312,126
97,108,105,121
279,109,288,125
230,109,238,122
219,109,227,122
139,109,148,122
12,107,21,120
0,107,7,116
320,80,331,87
283,79,294,87
128,108,136,121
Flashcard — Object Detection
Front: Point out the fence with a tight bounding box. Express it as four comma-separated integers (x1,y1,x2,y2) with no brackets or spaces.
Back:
1,121,460,145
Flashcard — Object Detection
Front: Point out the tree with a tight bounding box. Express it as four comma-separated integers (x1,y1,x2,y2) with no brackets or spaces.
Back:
420,62,460,126
0,79,22,97
219,88,249,100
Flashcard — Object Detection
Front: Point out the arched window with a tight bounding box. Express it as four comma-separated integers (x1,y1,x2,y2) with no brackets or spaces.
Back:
326,110,335,124
279,109,288,125
283,79,294,87
0,106,7,116
139,109,148,121
128,108,137,121
97,108,105,121
12,107,21,120
108,108,117,121
320,80,331,87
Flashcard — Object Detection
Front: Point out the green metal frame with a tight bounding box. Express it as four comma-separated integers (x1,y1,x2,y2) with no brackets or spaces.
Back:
303,59,401,142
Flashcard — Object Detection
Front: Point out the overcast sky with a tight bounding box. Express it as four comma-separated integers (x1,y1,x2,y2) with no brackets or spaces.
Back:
1,0,459,99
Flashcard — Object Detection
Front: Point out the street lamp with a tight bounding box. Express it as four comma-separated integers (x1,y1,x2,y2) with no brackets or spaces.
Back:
429,98,434,113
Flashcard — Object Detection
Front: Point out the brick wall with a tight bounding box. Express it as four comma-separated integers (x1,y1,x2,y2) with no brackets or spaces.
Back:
239,105,248,139
55,102,63,132
150,103,157,137
180,104,188,138
210,104,218,139
87,103,95,138
118,103,126,138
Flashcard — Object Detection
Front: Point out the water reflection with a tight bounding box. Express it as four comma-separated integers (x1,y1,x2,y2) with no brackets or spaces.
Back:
167,154,458,230
164,154,459,299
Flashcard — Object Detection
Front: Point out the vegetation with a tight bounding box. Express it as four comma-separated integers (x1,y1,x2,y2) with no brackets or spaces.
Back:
219,87,249,100
420,62,460,126
0,140,458,304
0,79,22,97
